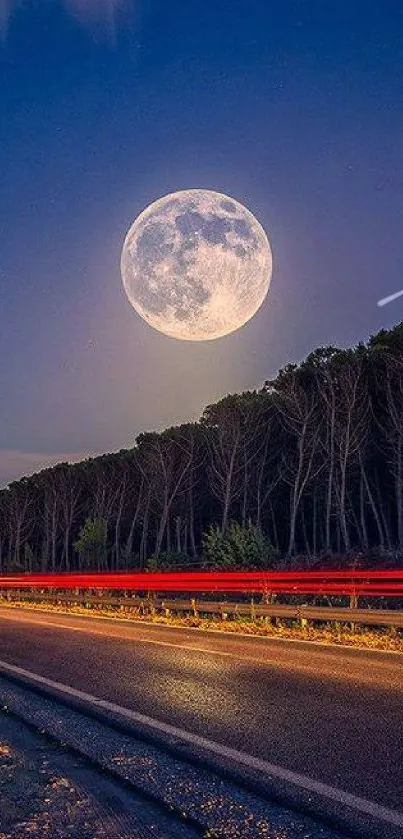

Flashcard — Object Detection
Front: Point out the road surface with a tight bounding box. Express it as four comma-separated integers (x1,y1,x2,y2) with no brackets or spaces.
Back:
0,605,401,814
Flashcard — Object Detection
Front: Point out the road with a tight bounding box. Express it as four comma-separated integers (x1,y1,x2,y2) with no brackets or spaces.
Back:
0,605,402,815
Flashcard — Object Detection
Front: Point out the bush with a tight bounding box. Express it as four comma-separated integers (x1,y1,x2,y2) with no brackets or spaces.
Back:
146,551,191,572
202,522,278,570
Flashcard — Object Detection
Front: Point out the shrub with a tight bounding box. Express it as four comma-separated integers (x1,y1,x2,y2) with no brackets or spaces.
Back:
146,551,191,572
202,522,278,570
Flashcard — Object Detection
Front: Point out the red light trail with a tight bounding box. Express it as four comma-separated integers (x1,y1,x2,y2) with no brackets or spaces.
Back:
0,570,402,597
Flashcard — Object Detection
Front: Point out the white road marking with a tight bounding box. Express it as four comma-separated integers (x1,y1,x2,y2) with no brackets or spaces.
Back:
377,289,403,306
0,659,401,829
0,604,401,660
0,609,390,685
0,611,306,671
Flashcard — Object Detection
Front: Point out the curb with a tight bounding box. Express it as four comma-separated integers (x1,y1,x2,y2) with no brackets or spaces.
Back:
0,661,401,839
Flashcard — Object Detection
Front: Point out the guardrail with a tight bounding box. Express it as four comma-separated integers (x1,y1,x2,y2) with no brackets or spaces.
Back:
1,588,403,629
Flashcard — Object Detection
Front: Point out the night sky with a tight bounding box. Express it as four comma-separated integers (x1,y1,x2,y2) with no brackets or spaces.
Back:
1,1,403,486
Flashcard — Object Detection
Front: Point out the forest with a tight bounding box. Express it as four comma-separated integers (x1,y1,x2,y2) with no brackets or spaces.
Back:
1,323,403,574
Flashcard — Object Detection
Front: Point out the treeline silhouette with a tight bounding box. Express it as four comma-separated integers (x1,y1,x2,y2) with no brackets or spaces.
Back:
1,323,403,573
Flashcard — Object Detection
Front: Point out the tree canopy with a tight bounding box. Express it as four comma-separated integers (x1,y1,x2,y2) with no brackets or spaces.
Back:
2,323,403,572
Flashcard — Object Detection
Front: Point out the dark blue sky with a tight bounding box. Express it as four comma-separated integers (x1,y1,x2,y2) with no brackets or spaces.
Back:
1,1,403,484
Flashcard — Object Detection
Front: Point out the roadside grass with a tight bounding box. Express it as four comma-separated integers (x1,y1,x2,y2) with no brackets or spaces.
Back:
1,598,402,652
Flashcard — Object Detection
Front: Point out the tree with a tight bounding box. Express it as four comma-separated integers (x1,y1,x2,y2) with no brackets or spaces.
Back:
267,365,323,556
2,322,403,571
136,424,196,557
202,392,267,533
73,518,108,571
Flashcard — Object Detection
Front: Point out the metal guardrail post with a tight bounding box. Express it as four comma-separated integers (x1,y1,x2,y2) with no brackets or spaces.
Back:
162,601,171,617
297,605,308,629
147,591,156,616
220,603,228,620
250,597,256,622
350,591,358,631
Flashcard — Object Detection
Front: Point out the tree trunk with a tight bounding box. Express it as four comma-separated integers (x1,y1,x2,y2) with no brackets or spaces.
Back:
269,500,279,553
301,502,311,559
325,402,335,550
396,436,403,550
375,475,392,549
359,459,384,548
188,482,197,557
140,494,150,567
359,473,369,549
338,464,350,552
175,517,182,554
312,484,318,558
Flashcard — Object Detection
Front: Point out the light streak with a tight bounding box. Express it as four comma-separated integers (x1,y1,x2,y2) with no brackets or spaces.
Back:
0,570,401,597
377,289,403,307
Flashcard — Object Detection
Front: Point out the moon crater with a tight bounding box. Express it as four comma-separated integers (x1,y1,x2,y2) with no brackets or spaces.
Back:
121,189,272,341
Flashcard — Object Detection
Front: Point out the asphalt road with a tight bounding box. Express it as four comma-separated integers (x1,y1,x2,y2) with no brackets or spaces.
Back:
0,606,402,814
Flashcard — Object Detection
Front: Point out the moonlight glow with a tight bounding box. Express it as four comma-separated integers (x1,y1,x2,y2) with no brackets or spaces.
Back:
121,189,273,341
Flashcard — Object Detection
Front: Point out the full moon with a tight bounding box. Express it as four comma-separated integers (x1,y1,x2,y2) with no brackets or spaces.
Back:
121,189,272,341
